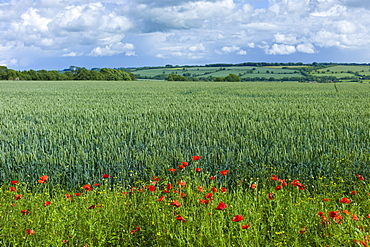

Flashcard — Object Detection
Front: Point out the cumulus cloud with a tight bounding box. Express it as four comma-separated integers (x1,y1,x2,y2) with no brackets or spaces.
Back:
90,43,136,56
265,44,296,55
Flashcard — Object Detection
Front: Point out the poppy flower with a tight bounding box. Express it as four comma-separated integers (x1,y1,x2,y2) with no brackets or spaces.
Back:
215,201,227,210
340,197,351,204
148,185,155,192
88,205,96,209
232,215,244,222
166,183,173,190
83,184,92,191
151,181,157,185
351,214,360,221
241,224,250,229
299,227,307,234
220,170,229,176
317,211,325,216
322,198,330,202
211,187,218,193
158,196,165,201
210,176,215,180
178,165,185,170
74,193,81,196
21,209,29,215
250,184,257,189
291,180,300,186
192,156,201,161
176,215,186,222
275,185,282,191
168,168,176,172
199,199,210,204
43,201,51,207
329,210,343,223
197,186,204,192
179,192,186,198
178,180,186,187
38,175,49,183
342,210,351,215
356,174,365,181
102,174,110,178
152,176,160,181
11,181,18,185
26,229,36,235
9,187,16,192
366,214,370,218
195,168,201,172
350,191,357,195
268,192,273,200
15,194,22,200
205,193,213,199
271,175,278,181
65,194,73,201
182,162,189,167
221,187,227,193
131,227,140,234
170,200,182,208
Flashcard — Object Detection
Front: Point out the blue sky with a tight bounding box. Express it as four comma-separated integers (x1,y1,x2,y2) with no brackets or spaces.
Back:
1,0,370,70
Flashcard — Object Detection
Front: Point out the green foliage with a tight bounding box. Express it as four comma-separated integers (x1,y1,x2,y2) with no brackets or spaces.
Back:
167,74,189,81
224,73,241,82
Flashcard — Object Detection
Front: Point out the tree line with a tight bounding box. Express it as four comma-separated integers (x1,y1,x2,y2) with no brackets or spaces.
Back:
0,66,135,81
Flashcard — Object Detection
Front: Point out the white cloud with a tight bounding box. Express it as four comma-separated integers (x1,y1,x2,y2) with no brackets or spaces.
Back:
266,44,296,55
90,42,135,56
296,43,316,54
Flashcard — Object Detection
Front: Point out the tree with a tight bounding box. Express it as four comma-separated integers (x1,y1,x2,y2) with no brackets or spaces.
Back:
224,73,241,82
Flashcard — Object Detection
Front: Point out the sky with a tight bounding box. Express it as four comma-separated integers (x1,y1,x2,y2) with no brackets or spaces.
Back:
1,0,370,70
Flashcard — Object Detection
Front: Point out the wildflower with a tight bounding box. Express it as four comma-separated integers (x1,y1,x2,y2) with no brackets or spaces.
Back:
94,183,100,187
168,168,176,172
340,197,351,204
241,224,250,229
166,183,173,190
131,227,140,234
152,176,160,181
21,209,29,215
197,186,204,192
26,229,36,235
221,187,227,193
205,193,214,200
220,170,229,176
158,196,165,201
179,192,186,198
83,184,92,191
199,199,210,204
88,205,96,209
192,156,201,161
352,214,360,221
74,193,81,196
11,181,18,185
176,215,186,222
342,210,351,215
350,191,357,195
43,201,51,207
211,186,218,193
268,192,273,200
317,211,325,216
210,176,215,180
299,227,307,234
178,165,185,170
15,194,22,200
356,174,365,181
178,180,186,187
148,185,155,192
275,185,282,191
322,198,330,202
195,168,201,172
170,200,182,208
65,194,73,201
250,184,257,189
215,201,227,210
232,215,244,222
9,187,16,192
291,180,300,186
329,210,343,223
271,175,278,181
38,175,49,184
182,162,189,167
102,174,110,178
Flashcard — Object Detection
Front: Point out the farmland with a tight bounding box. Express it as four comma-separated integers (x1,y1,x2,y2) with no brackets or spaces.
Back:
0,80,369,246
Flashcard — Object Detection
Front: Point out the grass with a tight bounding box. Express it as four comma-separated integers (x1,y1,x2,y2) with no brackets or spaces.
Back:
0,80,369,246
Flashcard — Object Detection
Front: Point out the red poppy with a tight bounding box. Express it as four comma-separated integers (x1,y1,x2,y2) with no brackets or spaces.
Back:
366,214,370,218
26,229,36,235
340,197,351,204
241,224,250,229
275,185,282,191
43,201,51,207
148,185,155,192
220,170,229,176
178,180,186,187
199,199,210,204
192,156,201,161
350,191,357,195
329,210,343,223
352,214,360,221
271,175,278,181
74,193,81,196
221,187,227,193
158,196,165,201
342,210,351,215
322,198,330,202
88,205,96,209
210,176,215,180
21,209,29,215
197,186,204,192
179,192,186,198
152,176,160,181
9,187,16,192
11,181,18,185
250,184,257,189
166,183,172,190
170,200,182,208
15,194,22,200
317,211,325,216
211,187,218,193
215,201,227,210
299,227,307,234
178,165,185,170
195,168,201,172
38,175,49,184
131,226,140,234
291,180,300,186
356,174,365,181
65,194,73,201
83,184,92,191
268,192,273,200
205,193,213,199
232,215,244,222
182,162,189,167
168,168,176,172
151,181,157,185
102,174,110,178
176,215,186,222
